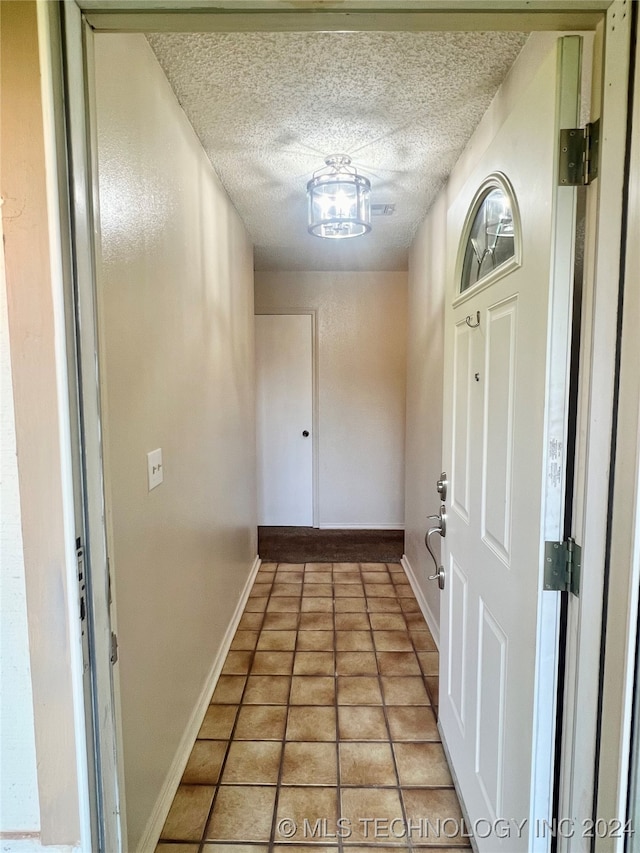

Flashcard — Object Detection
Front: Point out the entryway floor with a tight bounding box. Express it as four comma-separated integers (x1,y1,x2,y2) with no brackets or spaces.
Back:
156,562,471,851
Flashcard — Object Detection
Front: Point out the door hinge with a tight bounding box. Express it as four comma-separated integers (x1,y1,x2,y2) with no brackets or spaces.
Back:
559,119,600,186
110,631,119,665
544,537,581,596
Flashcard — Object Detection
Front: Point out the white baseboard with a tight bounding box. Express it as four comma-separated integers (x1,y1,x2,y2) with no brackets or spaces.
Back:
401,554,440,648
137,555,261,853
318,523,405,530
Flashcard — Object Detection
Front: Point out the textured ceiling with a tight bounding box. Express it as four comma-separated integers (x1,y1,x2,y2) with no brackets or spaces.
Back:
147,30,528,271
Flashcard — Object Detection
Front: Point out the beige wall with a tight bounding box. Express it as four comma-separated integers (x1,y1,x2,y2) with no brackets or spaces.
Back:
93,33,257,850
403,196,447,634
255,271,407,529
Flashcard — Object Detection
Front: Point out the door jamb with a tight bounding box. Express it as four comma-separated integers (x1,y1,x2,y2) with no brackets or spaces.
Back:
255,308,320,529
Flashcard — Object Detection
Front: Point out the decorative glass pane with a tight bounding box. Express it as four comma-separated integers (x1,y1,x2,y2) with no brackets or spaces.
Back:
460,187,516,292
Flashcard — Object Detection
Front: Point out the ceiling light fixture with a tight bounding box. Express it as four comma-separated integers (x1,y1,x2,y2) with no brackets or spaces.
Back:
307,155,371,239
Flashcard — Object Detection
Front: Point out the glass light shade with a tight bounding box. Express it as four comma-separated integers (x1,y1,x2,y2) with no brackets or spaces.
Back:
307,156,371,239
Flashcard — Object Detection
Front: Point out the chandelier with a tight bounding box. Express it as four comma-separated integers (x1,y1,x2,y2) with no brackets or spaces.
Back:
306,155,372,239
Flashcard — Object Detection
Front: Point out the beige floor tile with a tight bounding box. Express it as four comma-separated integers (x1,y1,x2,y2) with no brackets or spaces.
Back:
275,571,303,583
366,598,402,613
234,705,288,740
279,563,305,571
425,676,439,707
335,652,378,675
338,706,388,741
303,583,333,597
182,740,227,784
271,583,303,597
230,631,260,651
221,741,282,784
334,598,367,613
405,613,430,630
281,741,338,785
334,573,363,584
245,597,269,613
156,844,199,853
336,631,374,652
402,788,469,846
267,597,301,613
262,613,299,630
290,675,336,705
394,743,453,787
361,571,391,584
417,652,439,675
373,631,414,652
256,630,297,651
286,706,337,741
251,651,294,675
335,613,370,631
333,562,360,571
337,677,383,706
160,784,215,841
411,632,438,652
341,788,404,844
364,584,396,598
296,630,334,651
260,562,278,571
376,652,421,677
273,847,338,853
369,613,407,631
199,706,238,739
301,597,334,612
386,707,439,741
305,572,332,584
222,651,253,675
360,563,388,572
211,675,247,705
334,584,365,598
203,845,269,853
305,562,331,571
380,677,430,706
205,785,276,842
299,612,335,630
251,582,273,597
399,599,421,613
386,563,404,573
395,586,416,599
339,742,397,786
238,612,265,630
275,786,338,843
293,651,335,675
243,676,291,705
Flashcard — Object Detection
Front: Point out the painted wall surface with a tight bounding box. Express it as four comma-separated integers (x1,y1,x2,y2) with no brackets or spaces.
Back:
93,34,257,850
255,271,407,529
0,192,41,836
403,196,447,634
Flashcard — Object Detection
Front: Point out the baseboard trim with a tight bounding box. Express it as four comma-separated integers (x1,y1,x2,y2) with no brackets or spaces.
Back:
319,523,405,530
138,555,261,853
401,554,440,649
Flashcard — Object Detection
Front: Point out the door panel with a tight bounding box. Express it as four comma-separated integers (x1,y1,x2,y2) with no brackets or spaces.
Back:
439,37,581,851
255,313,314,526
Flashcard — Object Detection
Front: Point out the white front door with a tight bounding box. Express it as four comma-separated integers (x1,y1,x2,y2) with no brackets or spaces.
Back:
439,37,582,851
255,313,314,526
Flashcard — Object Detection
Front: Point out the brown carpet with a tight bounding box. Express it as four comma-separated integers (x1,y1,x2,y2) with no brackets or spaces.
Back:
258,526,404,563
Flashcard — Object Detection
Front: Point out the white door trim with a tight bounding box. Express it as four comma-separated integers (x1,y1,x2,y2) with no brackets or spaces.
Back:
255,308,319,528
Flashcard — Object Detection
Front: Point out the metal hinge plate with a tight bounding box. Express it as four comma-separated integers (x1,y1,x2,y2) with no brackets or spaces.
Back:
559,119,600,186
544,538,581,596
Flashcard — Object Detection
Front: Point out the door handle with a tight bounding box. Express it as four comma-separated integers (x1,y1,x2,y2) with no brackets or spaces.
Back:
424,505,446,590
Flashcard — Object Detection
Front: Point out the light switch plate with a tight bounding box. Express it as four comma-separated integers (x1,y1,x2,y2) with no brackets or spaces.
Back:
147,448,163,491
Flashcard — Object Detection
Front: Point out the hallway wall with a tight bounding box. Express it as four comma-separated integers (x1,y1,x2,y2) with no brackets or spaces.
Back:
255,271,407,529
94,34,257,851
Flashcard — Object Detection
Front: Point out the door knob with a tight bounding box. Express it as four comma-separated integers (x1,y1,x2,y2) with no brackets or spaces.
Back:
302,430,310,437
437,472,448,502
424,505,446,590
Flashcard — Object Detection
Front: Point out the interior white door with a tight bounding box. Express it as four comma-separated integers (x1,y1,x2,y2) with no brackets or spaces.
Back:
439,38,582,851
255,313,314,526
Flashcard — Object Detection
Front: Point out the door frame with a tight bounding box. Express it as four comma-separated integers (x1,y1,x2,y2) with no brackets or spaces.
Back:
48,2,632,850
255,308,320,529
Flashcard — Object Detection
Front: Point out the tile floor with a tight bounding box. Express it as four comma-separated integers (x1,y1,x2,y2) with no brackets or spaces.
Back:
157,562,471,852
